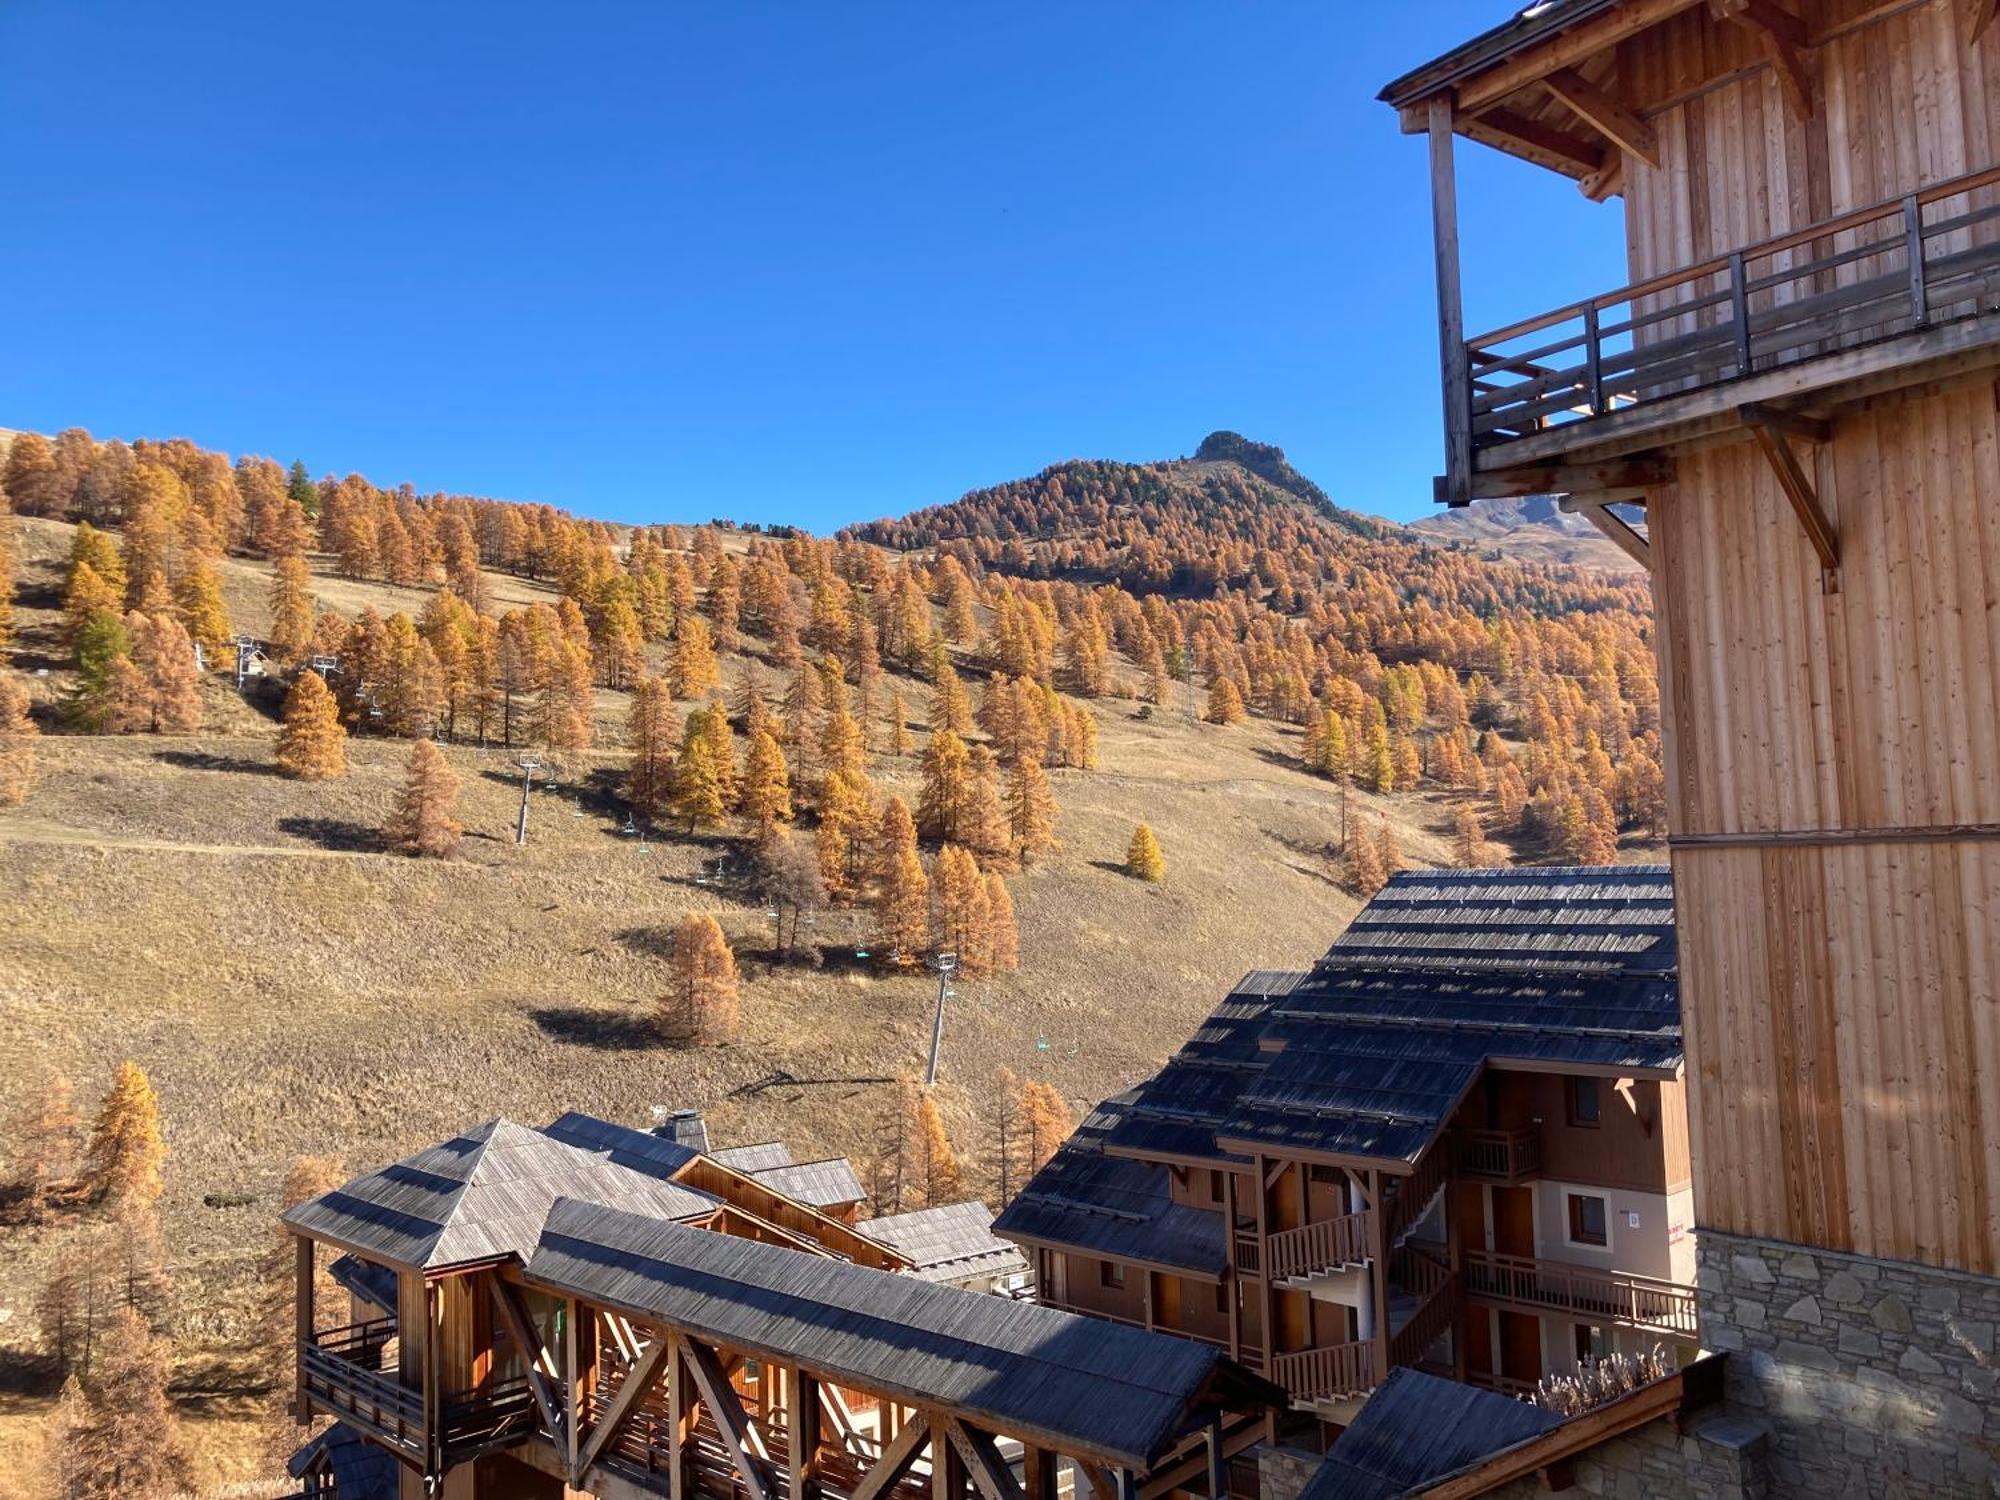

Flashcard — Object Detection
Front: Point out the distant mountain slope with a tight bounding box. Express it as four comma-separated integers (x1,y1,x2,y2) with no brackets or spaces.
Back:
1410,494,1634,572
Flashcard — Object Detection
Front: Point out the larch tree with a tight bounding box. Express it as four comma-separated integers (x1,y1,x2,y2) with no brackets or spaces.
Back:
929,845,992,974
756,825,826,961
10,1068,81,1222
670,612,721,700
386,739,462,858
1374,819,1405,879
963,746,1011,868
1125,823,1166,883
55,1304,186,1500
0,671,39,807
871,796,930,965
173,559,232,662
125,612,204,734
84,1061,164,1212
740,729,792,828
1451,806,1493,868
1204,676,1246,725
625,677,678,826
662,913,740,1046
983,872,1019,974
275,670,346,780
1017,1076,1073,1177
1343,826,1387,899
887,688,910,757
929,662,972,736
908,1085,964,1208
672,715,727,832
267,554,315,665
916,727,970,843
1005,755,1059,863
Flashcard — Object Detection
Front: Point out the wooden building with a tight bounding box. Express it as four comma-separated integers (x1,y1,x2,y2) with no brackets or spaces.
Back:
995,869,1699,1423
282,1112,1277,1500
1380,4,2000,1490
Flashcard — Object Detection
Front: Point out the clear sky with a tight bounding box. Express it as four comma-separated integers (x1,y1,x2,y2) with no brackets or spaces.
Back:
0,3,1625,530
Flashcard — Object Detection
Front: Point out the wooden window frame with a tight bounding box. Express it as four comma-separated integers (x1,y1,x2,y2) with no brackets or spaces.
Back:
1566,1191,1609,1248
1566,1076,1603,1129
1100,1259,1126,1290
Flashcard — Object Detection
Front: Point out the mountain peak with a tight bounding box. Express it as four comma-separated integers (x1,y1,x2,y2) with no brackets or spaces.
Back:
1191,431,1332,515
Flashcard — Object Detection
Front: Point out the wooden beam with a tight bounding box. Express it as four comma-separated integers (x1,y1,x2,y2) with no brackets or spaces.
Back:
1711,0,1815,117
1739,401,1830,443
294,1235,313,1425
1743,411,1839,581
945,1420,1029,1500
577,1332,671,1483
1137,1416,1267,1500
489,1280,565,1448
669,1342,690,1500
1368,1170,1391,1382
1428,95,1473,508
1580,506,1654,570
1021,1446,1059,1500
1543,68,1660,167
683,1335,778,1500
1969,0,2000,45
1461,108,1607,179
1452,457,1674,501
1455,0,1702,113
1579,153,1625,203
824,1383,865,1456
563,1296,584,1487
790,1369,823,1500
852,1412,933,1500
1077,1462,1120,1500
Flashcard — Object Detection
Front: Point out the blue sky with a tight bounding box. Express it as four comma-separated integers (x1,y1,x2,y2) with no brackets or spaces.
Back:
0,4,1624,530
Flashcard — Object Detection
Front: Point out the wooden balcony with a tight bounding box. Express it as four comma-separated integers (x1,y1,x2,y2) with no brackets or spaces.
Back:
1449,162,2000,497
298,1317,541,1472
1266,1209,1372,1283
1456,1127,1541,1185
1461,1251,1699,1340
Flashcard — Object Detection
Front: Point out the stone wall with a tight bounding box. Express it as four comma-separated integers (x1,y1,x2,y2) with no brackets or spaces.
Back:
1481,1409,1768,1500
1698,1228,2000,1496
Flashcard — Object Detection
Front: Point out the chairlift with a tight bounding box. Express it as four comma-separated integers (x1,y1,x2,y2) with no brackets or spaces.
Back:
620,814,639,835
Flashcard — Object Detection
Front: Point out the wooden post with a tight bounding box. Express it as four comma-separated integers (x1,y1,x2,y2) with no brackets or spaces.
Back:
1022,1446,1058,1500
1223,1170,1241,1361
1205,1420,1227,1500
423,1278,442,1479
791,1367,822,1500
1447,1170,1467,1383
932,1411,962,1500
1369,1170,1392,1385
1253,1153,1274,1371
1142,1271,1155,1332
564,1298,583,1483
293,1234,313,1424
1427,93,1472,506
668,1340,688,1500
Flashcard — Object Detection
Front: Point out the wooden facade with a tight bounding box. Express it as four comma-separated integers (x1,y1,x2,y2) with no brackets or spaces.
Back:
1383,0,2000,1275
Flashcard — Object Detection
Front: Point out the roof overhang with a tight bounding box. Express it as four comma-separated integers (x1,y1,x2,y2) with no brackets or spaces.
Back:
992,1227,1226,1285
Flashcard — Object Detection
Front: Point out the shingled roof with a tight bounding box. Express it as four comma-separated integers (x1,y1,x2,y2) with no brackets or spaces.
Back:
862,1200,1029,1285
1299,1368,1562,1500
752,1157,868,1210
282,1118,719,1271
523,1199,1276,1469
1000,868,1679,1267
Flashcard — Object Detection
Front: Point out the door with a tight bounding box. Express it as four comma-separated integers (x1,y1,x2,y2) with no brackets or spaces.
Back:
1153,1272,1182,1331
1455,1179,1488,1250
1463,1306,1495,1379
1499,1310,1543,1384
1278,1289,1310,1352
1492,1185,1535,1258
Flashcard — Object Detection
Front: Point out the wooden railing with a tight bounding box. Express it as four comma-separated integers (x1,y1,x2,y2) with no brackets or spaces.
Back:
1457,1127,1542,1183
1270,1341,1379,1404
1462,1251,1700,1338
1233,1231,1261,1276
1385,1148,1449,1245
1266,1210,1372,1282
1464,162,2000,451
1388,1245,1459,1369
439,1373,541,1461
299,1318,423,1461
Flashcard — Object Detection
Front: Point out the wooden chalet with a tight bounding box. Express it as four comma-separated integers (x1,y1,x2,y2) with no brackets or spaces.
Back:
995,869,1699,1423
1382,4,2000,1487
282,1113,1279,1500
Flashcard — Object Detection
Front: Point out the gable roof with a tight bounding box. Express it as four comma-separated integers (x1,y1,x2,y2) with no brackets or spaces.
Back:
711,1141,794,1173
749,1156,868,1209
523,1199,1276,1468
862,1200,1029,1284
282,1118,719,1271
991,1092,1228,1278
541,1110,705,1177
1300,1368,1562,1500
1377,1,1621,108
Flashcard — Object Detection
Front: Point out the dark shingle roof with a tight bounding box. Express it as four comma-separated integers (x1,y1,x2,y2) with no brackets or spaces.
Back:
1378,1,1616,108
542,1110,705,1178
288,1423,400,1497
328,1253,397,1315
282,1118,719,1270
524,1198,1266,1468
1298,1369,1561,1500
1002,868,1680,1263
862,1201,1029,1284
992,1092,1228,1277
752,1157,868,1209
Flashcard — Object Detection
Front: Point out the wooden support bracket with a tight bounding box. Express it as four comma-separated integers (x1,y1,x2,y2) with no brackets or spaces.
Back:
1543,68,1660,168
490,1280,565,1447
1742,404,1839,588
1710,0,1815,118
682,1336,778,1500
1970,0,2000,46
1579,507,1653,571
851,1413,933,1500
576,1331,671,1484
1452,456,1673,504
945,1420,1029,1500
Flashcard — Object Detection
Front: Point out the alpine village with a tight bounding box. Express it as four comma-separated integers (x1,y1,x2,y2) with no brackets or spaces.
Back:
3,2,2000,1497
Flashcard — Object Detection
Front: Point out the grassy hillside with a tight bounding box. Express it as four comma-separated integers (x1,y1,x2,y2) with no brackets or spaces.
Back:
0,512,1571,1487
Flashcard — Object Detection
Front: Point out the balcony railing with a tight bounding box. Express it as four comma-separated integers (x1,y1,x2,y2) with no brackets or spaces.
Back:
1266,1210,1372,1283
1463,162,2000,457
1270,1341,1379,1404
1462,1251,1699,1339
1233,1231,1261,1276
1457,1127,1542,1183
299,1318,423,1462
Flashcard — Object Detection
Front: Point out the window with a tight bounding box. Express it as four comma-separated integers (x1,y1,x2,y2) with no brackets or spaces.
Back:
1574,1323,1611,1362
1567,1076,1603,1128
1100,1260,1126,1290
1209,1169,1226,1204
1567,1192,1609,1247
1214,1281,1230,1315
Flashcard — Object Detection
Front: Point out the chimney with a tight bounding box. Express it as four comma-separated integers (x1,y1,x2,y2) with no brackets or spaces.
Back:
649,1106,709,1153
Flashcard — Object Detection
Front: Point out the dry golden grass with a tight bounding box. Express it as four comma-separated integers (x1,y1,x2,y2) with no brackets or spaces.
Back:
0,517,1650,1489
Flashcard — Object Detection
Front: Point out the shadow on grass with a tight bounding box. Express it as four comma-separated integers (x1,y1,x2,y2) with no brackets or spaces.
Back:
0,1348,60,1398
528,1005,664,1051
1088,859,1137,878
616,925,678,959
156,749,285,777
277,816,383,852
